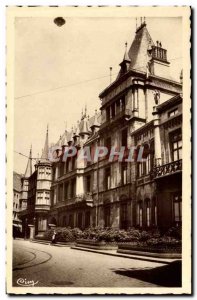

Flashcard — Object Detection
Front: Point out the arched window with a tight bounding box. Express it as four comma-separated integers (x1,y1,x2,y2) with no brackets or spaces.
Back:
137,201,143,227
150,140,155,170
145,199,151,227
152,197,157,226
173,193,182,225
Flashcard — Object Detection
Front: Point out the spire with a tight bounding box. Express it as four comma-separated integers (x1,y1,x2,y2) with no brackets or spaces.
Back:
117,42,131,78
67,127,74,143
24,145,32,178
41,125,49,160
123,42,130,62
73,120,80,138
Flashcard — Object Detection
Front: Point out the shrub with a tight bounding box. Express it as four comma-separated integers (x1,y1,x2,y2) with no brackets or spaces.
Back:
42,227,75,242
165,226,182,240
39,226,181,245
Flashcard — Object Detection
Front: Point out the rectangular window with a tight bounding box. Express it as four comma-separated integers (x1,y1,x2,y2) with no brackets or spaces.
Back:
120,203,128,229
137,202,143,227
72,156,76,170
104,206,111,227
59,163,64,177
116,99,120,114
168,108,178,117
70,178,76,198
106,107,110,121
146,200,151,227
139,208,143,227
104,137,111,157
122,163,127,185
121,128,128,147
111,103,116,118
66,159,70,173
64,182,69,200
85,211,90,228
59,184,63,202
68,214,74,228
105,167,111,190
173,193,182,224
121,96,126,110
170,129,182,161
77,213,83,229
86,175,91,193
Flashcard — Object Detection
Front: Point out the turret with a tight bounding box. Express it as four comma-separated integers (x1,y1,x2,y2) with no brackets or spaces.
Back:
35,126,52,237
21,146,32,210
118,42,131,78
79,106,90,142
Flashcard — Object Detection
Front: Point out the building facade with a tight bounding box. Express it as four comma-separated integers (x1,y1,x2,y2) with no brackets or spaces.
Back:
13,172,22,233
17,20,182,237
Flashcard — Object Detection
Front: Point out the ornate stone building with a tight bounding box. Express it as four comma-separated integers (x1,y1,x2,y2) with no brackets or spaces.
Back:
18,20,182,237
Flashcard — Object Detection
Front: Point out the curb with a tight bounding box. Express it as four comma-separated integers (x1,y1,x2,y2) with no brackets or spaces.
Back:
29,239,181,265
71,246,179,264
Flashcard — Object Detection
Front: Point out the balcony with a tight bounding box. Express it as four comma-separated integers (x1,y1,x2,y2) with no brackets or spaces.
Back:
153,159,182,179
55,193,93,209
100,109,132,130
76,192,93,206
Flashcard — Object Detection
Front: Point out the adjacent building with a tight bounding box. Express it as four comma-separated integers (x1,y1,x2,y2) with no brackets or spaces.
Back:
13,172,22,232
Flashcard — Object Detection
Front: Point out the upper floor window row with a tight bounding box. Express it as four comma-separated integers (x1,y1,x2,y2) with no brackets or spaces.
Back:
106,97,126,121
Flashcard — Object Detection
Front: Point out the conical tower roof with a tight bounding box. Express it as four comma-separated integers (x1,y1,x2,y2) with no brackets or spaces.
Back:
61,130,68,146
41,125,49,160
73,121,80,137
90,110,100,129
24,146,32,178
79,115,90,135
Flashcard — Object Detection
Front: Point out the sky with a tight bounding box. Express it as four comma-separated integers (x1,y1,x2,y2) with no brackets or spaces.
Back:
14,16,182,174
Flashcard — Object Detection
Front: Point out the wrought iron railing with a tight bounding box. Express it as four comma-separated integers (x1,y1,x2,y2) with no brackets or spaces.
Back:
153,159,182,179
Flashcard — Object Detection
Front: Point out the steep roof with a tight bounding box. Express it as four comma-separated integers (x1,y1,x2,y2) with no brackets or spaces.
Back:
24,147,32,178
41,126,49,160
128,22,154,72
55,111,101,146
89,110,101,128
13,171,22,192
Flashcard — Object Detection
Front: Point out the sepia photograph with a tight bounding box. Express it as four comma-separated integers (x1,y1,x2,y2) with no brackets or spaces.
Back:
6,6,191,294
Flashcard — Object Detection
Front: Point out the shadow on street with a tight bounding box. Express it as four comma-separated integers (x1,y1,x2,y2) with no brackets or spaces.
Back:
112,260,182,287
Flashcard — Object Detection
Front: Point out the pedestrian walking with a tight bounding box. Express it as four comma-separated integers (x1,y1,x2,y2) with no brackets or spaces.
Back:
51,230,57,245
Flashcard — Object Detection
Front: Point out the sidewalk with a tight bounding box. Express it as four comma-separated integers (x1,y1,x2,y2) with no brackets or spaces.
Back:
30,239,180,264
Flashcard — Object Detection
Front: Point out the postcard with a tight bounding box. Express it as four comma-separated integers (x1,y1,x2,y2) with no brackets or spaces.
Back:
6,6,191,294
